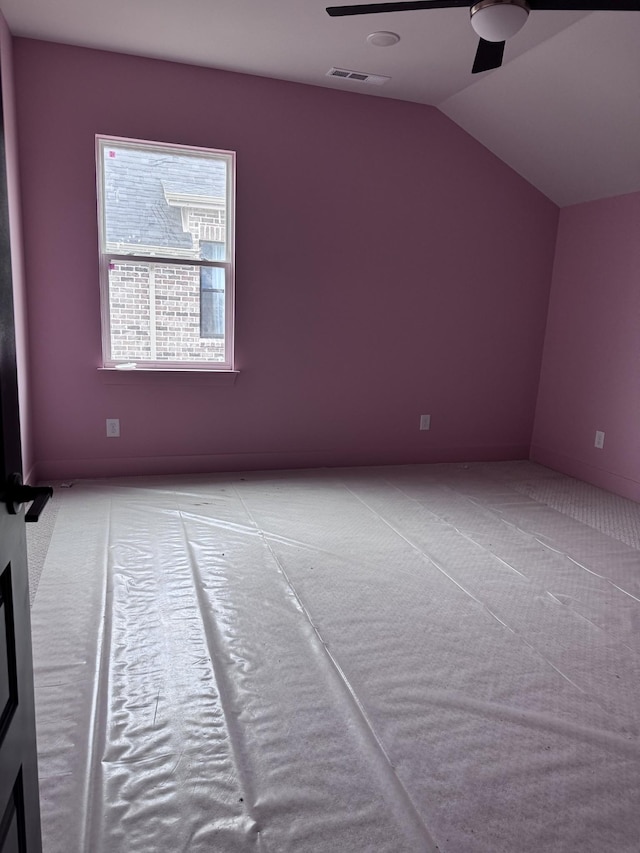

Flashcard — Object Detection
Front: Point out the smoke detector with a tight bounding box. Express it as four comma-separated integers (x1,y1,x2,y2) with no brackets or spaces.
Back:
366,31,401,47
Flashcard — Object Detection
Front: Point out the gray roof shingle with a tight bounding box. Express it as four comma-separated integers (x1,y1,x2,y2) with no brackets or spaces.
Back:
103,144,226,251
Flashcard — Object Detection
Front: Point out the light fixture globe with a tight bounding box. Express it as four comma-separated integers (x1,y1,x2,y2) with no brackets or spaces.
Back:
470,0,529,43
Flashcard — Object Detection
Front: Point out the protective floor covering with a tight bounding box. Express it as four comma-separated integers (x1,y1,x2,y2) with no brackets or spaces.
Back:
31,461,640,853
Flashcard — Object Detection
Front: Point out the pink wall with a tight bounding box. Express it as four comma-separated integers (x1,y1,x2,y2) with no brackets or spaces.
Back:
532,191,640,501
0,16,33,481
14,39,558,480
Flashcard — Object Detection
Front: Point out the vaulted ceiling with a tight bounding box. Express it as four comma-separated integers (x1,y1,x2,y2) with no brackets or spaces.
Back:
2,0,639,206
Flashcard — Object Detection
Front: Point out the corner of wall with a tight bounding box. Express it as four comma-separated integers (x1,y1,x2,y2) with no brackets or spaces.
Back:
0,12,34,480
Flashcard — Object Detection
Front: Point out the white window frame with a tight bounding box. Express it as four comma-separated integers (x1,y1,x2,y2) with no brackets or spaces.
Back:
96,135,236,371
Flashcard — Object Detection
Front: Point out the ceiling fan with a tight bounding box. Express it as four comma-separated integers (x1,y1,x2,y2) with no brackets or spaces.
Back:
326,0,640,74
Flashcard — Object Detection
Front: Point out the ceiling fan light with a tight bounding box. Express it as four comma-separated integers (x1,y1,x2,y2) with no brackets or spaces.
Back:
470,1,529,43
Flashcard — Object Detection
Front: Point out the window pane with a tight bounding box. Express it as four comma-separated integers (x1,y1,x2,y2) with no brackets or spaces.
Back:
200,241,226,262
102,145,228,259
108,261,226,363
200,272,225,339
199,241,225,338
200,287,225,338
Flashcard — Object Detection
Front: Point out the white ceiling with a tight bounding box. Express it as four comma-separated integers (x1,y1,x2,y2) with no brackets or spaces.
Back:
2,0,639,206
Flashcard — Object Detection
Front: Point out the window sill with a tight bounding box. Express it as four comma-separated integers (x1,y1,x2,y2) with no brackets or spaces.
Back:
98,368,239,386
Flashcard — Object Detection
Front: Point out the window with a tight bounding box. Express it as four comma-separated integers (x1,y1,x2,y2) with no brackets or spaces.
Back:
96,136,235,370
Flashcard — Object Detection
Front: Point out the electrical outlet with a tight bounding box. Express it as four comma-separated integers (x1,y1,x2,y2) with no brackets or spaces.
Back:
106,418,120,438
420,414,431,431
594,430,605,449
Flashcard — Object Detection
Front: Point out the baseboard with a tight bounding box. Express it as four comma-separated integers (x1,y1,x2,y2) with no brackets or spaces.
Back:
530,445,640,503
34,444,530,482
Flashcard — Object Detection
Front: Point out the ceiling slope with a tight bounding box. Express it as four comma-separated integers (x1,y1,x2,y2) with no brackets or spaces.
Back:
439,12,640,206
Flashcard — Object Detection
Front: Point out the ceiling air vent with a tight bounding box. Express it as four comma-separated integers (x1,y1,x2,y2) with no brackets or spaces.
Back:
326,67,390,86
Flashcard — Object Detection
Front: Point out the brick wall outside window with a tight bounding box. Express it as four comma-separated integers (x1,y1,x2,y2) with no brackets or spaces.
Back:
108,207,226,362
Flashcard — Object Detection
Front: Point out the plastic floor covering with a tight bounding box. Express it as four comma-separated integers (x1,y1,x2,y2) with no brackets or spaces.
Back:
30,461,640,853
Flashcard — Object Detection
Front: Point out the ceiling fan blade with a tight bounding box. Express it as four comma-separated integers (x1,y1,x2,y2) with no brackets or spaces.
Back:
528,1,639,8
326,1,470,17
472,38,505,73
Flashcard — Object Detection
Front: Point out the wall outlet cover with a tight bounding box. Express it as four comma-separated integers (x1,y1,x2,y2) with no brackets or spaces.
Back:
106,418,120,438
420,414,431,431
594,430,605,449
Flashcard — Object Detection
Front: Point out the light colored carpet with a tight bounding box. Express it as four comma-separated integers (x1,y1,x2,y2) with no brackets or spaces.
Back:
30,460,640,853
25,482,70,605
